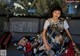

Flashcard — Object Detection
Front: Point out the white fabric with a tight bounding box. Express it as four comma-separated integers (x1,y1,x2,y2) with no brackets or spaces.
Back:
64,20,69,29
43,20,50,29
43,19,69,30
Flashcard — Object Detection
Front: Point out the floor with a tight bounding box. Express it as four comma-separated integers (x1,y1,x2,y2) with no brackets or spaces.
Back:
0,42,80,56
7,42,24,56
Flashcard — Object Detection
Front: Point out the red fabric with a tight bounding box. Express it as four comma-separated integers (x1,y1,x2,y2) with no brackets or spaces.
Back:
61,42,75,56
25,41,32,53
67,42,75,56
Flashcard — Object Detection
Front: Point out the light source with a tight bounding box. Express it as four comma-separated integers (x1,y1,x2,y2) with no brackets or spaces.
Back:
28,2,32,6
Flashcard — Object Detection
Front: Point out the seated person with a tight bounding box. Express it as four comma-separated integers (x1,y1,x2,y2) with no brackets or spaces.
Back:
18,36,27,47
16,36,32,53
16,36,27,51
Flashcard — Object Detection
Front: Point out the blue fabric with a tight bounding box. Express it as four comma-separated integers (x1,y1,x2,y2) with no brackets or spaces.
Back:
47,27,62,53
47,27,56,38
17,45,24,51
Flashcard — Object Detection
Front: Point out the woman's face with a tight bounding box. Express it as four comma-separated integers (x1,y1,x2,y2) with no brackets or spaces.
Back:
52,10,61,19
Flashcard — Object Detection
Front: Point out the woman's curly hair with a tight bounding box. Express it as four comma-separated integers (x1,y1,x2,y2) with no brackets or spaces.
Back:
49,6,63,18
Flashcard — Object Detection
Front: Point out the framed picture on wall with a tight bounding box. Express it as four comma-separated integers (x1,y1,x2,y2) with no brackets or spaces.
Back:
66,0,80,2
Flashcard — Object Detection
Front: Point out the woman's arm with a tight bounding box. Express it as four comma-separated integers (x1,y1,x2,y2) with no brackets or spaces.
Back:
65,29,73,41
42,29,51,50
65,29,76,46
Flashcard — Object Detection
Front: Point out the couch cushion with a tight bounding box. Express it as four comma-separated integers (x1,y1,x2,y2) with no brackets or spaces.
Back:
39,19,46,32
9,17,39,33
9,17,39,41
68,19,80,34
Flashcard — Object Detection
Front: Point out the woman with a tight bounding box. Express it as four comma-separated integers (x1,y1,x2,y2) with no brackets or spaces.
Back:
42,6,76,51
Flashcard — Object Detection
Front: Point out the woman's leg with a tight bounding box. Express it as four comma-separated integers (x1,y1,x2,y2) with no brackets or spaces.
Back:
55,35,63,44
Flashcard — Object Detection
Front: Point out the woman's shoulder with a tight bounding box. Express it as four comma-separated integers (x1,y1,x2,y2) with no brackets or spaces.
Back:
46,18,52,22
59,17,65,22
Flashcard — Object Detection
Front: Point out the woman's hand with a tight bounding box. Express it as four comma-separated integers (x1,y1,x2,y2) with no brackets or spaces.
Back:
45,44,51,50
65,29,76,46
72,41,76,46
